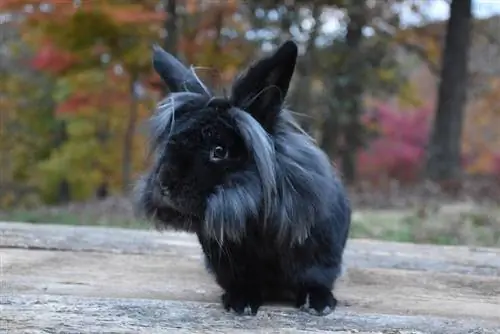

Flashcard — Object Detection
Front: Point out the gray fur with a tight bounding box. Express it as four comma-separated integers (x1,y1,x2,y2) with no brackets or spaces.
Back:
187,66,212,96
136,43,348,246
133,167,197,233
133,42,350,316
138,91,344,245
272,109,344,243
149,91,206,150
204,169,262,242
200,107,344,244
152,44,211,96
228,108,277,219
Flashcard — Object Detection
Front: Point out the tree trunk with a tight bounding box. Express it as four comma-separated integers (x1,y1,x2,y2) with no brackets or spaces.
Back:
320,112,340,158
290,3,320,134
209,6,224,90
278,3,295,43
95,71,110,199
321,1,366,184
95,183,109,199
122,77,139,194
161,0,178,96
425,0,472,181
54,120,71,203
342,2,366,184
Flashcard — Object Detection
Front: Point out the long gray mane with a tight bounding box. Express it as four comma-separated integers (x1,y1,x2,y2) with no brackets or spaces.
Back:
144,81,345,245
204,105,345,245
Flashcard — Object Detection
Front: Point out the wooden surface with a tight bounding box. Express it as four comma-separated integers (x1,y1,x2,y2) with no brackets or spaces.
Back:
1,221,500,333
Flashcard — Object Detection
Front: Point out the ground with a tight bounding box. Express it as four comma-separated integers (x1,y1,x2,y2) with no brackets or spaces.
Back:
2,222,500,333
2,195,499,247
2,180,500,332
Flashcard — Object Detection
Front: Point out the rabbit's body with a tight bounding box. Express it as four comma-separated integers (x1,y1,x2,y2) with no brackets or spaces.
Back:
134,41,351,316
199,202,349,315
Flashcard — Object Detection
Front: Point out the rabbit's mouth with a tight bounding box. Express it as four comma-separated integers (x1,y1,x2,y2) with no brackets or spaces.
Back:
154,184,182,212
153,182,202,218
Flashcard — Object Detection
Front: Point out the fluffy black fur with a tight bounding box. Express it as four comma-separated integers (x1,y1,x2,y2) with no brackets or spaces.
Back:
134,41,351,316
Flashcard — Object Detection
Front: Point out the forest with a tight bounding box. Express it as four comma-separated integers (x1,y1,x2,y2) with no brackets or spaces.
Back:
1,0,499,246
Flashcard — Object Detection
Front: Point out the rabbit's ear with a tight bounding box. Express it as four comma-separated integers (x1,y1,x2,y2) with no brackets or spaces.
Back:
152,44,210,95
230,40,298,128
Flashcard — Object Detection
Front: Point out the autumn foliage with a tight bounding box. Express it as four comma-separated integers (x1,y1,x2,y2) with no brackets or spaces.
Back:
493,154,500,179
1,1,500,209
358,103,500,184
357,104,433,184
30,41,78,74
0,0,247,205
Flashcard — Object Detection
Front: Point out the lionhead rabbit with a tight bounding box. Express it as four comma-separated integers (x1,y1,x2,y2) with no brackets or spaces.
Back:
134,40,351,316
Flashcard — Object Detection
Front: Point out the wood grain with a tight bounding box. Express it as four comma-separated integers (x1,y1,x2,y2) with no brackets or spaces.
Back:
1,222,499,333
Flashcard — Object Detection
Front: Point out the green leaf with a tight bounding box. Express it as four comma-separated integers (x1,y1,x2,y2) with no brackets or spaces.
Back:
53,78,73,103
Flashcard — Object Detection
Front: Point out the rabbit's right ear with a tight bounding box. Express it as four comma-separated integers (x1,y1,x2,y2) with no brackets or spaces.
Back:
230,40,298,129
152,44,210,95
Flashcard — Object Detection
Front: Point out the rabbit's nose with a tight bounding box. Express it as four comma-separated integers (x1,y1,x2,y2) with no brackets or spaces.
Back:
159,182,169,196
155,173,170,196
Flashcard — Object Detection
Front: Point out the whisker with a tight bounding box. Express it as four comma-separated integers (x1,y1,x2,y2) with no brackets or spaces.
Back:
188,65,212,96
242,84,283,109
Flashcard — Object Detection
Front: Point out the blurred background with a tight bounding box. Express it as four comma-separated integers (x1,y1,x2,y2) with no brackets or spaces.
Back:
1,0,499,247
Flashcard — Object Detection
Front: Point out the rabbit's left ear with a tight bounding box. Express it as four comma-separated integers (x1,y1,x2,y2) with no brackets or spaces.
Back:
152,44,210,96
230,40,298,129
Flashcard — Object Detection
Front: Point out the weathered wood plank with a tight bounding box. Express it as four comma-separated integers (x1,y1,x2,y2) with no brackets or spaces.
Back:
2,294,500,334
2,222,500,333
2,221,500,276
3,247,500,323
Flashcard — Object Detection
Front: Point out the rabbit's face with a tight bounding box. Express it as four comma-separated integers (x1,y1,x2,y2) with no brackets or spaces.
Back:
136,41,300,236
155,102,248,216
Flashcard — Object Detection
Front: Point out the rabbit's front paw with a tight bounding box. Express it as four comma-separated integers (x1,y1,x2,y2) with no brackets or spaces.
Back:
297,286,337,316
221,289,262,316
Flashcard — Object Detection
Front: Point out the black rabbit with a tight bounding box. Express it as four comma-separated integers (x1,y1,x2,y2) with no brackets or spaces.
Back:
134,40,351,316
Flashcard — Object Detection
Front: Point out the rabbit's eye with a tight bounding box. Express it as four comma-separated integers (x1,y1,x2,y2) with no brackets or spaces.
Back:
210,145,229,162
201,128,213,139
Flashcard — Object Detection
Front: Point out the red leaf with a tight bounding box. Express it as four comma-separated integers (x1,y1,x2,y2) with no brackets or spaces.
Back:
31,43,77,74
56,93,91,115
493,153,500,180
357,104,433,184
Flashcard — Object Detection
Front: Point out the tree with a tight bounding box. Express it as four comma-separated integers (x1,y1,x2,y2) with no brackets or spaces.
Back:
160,0,178,96
0,0,252,205
320,0,367,184
241,1,411,184
425,0,472,182
317,1,408,183
289,2,321,133
0,19,62,207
